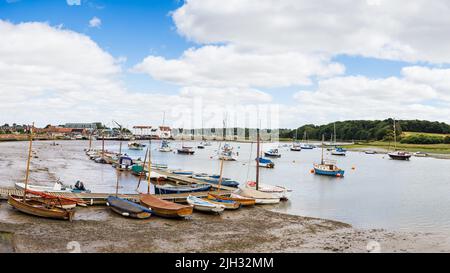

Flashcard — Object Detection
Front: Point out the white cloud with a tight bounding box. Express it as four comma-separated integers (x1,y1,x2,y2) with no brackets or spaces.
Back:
173,0,450,64
133,45,344,88
66,0,81,6
89,17,101,28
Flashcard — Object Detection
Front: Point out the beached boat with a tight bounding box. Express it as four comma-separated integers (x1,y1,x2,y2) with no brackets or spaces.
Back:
203,197,241,210
114,155,134,171
106,196,152,219
8,195,75,221
237,188,280,204
186,195,225,213
257,157,275,168
154,184,212,194
208,193,255,207
159,140,173,152
26,189,86,209
140,194,193,218
177,146,195,155
365,150,377,154
171,170,194,177
313,135,345,177
245,181,291,200
264,148,281,158
128,141,145,150
331,147,347,156
15,180,90,193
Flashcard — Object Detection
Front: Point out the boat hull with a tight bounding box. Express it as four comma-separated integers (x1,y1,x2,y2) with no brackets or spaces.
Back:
388,153,411,160
313,167,345,177
208,193,255,206
238,188,280,205
154,184,212,194
186,196,225,213
140,194,193,218
106,196,152,219
8,195,75,221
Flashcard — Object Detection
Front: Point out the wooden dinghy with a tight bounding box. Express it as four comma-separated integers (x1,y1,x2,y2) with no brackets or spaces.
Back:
154,183,212,194
140,194,193,218
202,197,241,210
8,195,75,221
207,193,255,207
106,196,152,219
245,181,292,200
26,189,87,208
186,195,225,214
238,188,280,205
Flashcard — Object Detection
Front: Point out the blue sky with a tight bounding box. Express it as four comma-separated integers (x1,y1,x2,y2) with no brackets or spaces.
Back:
1,0,450,127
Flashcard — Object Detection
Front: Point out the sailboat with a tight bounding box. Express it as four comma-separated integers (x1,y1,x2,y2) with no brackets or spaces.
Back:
177,130,195,154
159,139,173,152
237,128,280,204
331,123,346,156
139,144,194,218
300,131,315,149
290,128,302,151
8,124,76,221
313,135,345,177
388,118,411,160
218,143,238,161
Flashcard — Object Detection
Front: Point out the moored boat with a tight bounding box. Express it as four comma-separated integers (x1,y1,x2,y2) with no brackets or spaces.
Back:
388,151,412,160
159,140,173,152
192,175,240,188
140,194,193,218
414,151,428,157
313,135,345,177
208,193,256,206
245,181,291,200
203,197,241,210
106,196,152,219
186,195,225,213
128,141,145,150
154,184,212,194
257,157,275,168
331,147,346,156
177,146,195,155
8,195,75,221
264,148,281,158
237,188,280,205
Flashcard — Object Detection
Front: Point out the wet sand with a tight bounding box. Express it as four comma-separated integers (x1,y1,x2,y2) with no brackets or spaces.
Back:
1,141,450,253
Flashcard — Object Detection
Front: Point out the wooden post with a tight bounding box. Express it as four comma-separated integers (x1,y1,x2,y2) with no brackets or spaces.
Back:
23,122,34,201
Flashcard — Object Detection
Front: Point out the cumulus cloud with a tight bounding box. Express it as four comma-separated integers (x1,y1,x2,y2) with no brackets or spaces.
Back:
89,17,101,28
133,45,344,88
173,0,450,64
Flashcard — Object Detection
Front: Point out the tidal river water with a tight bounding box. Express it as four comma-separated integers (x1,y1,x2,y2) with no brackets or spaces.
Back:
1,140,450,233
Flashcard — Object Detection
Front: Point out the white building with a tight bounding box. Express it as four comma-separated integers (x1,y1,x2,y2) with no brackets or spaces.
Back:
133,126,172,139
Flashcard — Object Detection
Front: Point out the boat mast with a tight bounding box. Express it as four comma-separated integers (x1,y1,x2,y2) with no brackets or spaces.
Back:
115,169,120,197
217,158,224,192
101,130,105,160
23,123,34,201
88,133,92,151
256,128,260,191
321,134,325,165
136,148,148,191
334,122,337,145
147,139,152,194
393,118,397,151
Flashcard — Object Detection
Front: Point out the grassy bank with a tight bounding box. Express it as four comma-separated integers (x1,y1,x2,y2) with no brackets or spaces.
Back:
342,141,450,154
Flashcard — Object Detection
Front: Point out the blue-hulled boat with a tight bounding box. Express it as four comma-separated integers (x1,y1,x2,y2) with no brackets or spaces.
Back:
192,175,240,188
171,170,194,177
313,135,345,177
257,157,275,168
154,184,212,194
331,147,346,156
106,196,152,219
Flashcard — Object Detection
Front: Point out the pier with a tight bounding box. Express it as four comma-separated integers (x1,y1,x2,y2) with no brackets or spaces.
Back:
0,187,232,205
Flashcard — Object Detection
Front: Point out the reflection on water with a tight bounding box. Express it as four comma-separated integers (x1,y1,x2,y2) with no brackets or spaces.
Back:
1,140,450,233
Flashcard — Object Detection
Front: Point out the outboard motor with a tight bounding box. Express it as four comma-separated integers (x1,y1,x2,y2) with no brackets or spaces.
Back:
74,180,86,191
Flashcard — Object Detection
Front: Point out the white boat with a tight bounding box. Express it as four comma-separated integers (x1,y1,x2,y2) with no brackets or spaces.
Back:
128,141,145,150
218,143,238,161
15,182,72,193
186,195,225,213
237,188,280,205
245,181,291,200
145,171,167,179
159,140,173,152
414,151,428,157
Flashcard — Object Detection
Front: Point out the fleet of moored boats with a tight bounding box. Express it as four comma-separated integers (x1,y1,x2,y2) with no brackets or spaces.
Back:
3,119,426,222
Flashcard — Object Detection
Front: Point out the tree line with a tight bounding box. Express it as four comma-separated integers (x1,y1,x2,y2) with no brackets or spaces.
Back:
280,119,450,142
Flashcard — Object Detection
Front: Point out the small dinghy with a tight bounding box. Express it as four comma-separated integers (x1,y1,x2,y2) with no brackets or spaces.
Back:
193,175,240,188
140,194,193,218
154,184,212,194
331,147,347,156
15,181,90,193
8,195,75,221
203,197,241,210
106,196,152,219
237,188,280,205
186,195,225,214
245,181,291,200
264,148,281,158
208,193,255,207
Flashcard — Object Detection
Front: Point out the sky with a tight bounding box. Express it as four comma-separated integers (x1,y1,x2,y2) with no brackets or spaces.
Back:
1,0,450,129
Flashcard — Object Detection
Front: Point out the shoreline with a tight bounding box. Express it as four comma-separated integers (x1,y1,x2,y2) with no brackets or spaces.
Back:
1,204,450,253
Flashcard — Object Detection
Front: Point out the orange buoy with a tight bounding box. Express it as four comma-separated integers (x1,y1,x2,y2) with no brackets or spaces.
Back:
310,169,315,174
336,173,341,177
352,166,356,170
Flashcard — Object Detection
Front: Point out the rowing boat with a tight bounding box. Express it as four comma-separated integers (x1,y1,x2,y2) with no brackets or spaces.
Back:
140,194,193,218
203,197,241,210
26,189,86,208
186,195,225,213
207,193,255,206
154,183,212,194
245,181,292,200
237,188,280,205
8,195,75,221
106,196,152,219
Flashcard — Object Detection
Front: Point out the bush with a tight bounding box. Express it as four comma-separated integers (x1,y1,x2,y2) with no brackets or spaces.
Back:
400,134,444,144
